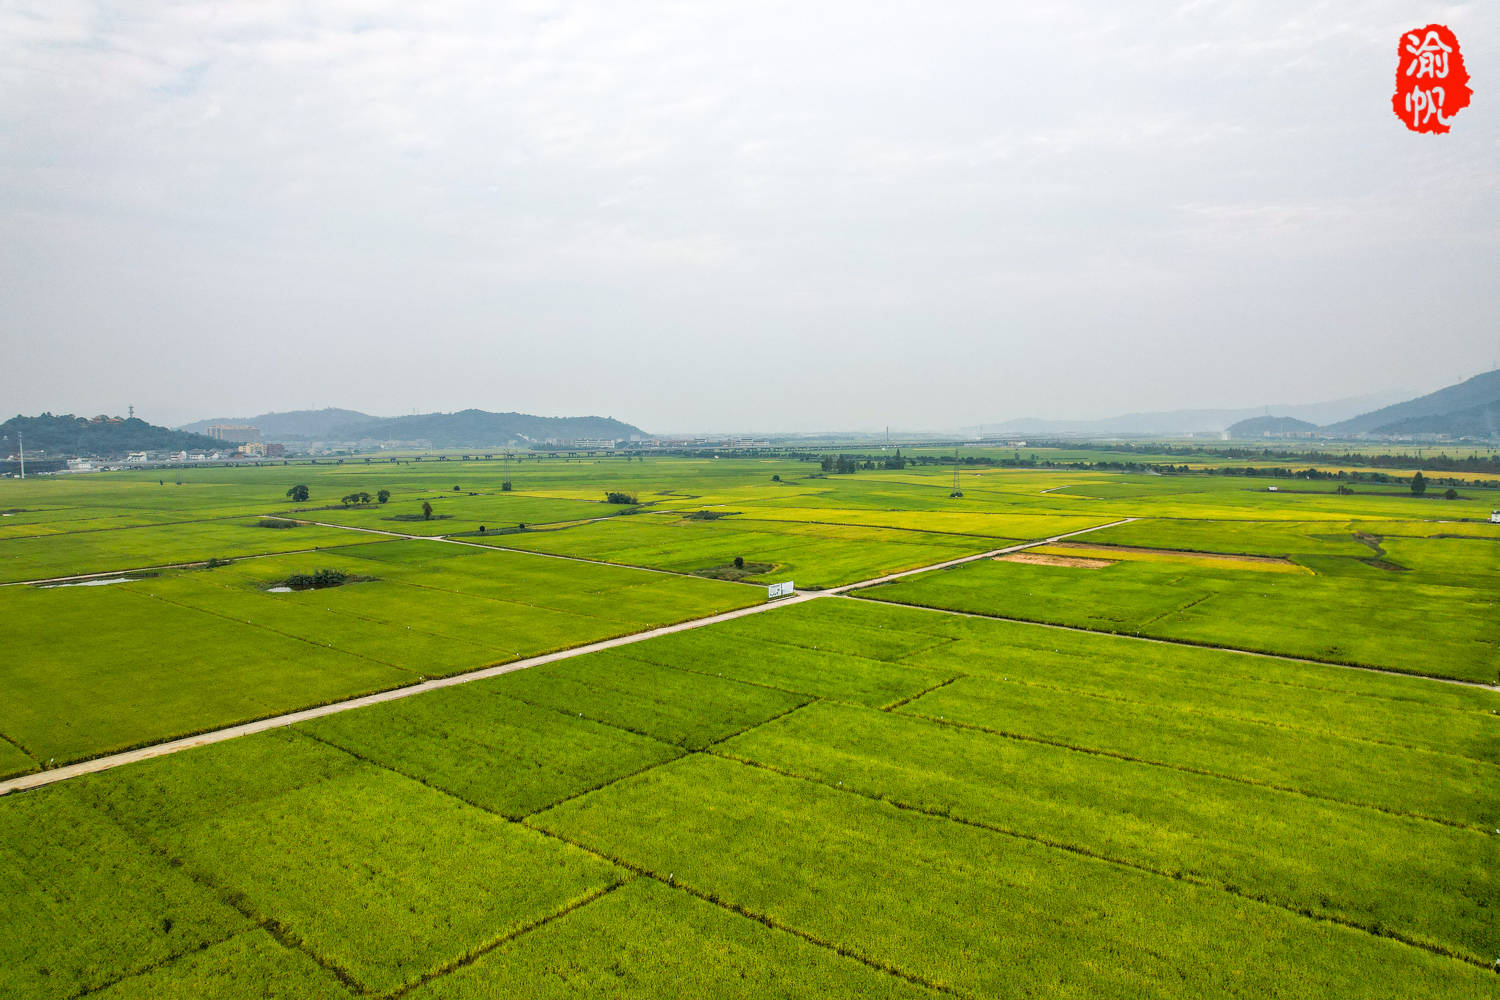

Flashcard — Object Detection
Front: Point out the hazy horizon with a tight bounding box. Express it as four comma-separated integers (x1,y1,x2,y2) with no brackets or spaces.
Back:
4,2,1497,432
144,381,1426,438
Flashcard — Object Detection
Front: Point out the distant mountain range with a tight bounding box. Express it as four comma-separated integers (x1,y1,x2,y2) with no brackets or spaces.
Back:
1,413,223,458
977,372,1500,441
979,389,1415,437
1322,369,1500,438
179,408,647,447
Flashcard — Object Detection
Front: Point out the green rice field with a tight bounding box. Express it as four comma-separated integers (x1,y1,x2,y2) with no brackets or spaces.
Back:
1,454,1495,997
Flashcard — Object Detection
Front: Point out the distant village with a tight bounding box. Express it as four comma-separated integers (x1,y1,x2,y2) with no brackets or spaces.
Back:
6,418,781,476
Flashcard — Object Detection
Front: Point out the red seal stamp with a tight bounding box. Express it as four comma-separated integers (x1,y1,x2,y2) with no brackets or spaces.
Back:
1393,25,1471,133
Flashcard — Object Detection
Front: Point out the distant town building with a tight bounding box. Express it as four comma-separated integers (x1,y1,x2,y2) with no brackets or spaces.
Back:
265,443,286,458
206,424,261,443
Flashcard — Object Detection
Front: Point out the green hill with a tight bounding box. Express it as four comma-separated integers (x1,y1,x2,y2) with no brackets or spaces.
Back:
1,414,228,458
179,408,379,440
1226,416,1319,437
1371,401,1500,439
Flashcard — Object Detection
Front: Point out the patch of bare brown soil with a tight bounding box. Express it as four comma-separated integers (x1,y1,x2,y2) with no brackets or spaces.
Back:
1054,542,1295,566
996,552,1115,569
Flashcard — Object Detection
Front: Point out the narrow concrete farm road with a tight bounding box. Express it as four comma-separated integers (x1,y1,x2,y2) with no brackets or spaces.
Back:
0,518,1133,795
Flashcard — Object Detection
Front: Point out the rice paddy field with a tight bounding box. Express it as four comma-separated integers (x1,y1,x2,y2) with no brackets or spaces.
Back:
1,454,1496,998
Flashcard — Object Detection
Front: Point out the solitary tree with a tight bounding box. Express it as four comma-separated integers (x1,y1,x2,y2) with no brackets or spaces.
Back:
1444,487,1458,500
733,556,744,569
376,489,391,504
285,484,310,502
1410,471,1427,496
421,501,434,520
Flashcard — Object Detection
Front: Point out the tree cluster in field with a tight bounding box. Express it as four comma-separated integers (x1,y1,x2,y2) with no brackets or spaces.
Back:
818,453,906,473
787,449,1496,490
278,569,355,591
343,490,391,505
604,491,638,504
1199,466,1481,491
820,455,855,474
1022,440,1500,477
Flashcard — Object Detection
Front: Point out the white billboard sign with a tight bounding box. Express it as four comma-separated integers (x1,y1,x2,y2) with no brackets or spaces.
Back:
767,580,796,599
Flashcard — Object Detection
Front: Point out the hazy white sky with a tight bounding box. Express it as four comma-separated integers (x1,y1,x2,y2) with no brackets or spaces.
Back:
2,1,1496,432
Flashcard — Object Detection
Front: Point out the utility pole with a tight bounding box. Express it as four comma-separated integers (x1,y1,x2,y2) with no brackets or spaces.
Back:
952,446,960,494
17,432,23,480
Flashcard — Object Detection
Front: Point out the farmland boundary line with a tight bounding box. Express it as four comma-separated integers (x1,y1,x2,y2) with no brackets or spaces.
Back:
949,671,1493,765
79,797,369,995
284,517,767,586
1133,591,1217,630
69,926,254,999
496,690,700,753
306,703,952,997
708,750,1494,971
615,651,835,702
131,589,418,675
844,596,1500,692
520,822,969,997
881,675,963,712
0,730,41,768
385,881,631,1000
896,709,1490,833
0,545,365,588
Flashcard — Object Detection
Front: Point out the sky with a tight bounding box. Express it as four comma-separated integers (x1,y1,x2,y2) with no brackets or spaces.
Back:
2,1,1496,433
